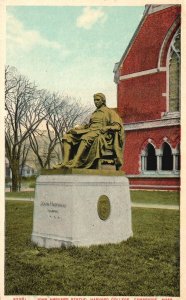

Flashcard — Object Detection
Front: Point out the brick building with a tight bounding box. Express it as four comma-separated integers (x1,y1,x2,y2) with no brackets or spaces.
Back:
114,5,181,190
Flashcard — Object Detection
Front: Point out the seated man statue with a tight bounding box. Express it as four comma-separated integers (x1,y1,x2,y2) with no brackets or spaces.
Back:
54,93,124,169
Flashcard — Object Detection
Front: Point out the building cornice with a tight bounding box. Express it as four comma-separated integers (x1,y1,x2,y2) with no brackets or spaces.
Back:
127,173,180,178
119,67,166,81
148,5,179,15
124,116,180,131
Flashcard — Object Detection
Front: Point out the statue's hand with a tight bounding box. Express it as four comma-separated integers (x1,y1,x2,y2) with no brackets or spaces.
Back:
68,129,78,134
100,124,120,134
84,124,89,129
74,124,84,129
100,126,109,134
74,124,81,129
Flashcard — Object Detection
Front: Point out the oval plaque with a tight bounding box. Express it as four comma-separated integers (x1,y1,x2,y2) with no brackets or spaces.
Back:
97,195,111,221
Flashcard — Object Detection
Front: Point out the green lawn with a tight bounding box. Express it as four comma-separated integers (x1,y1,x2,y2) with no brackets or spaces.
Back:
5,200,180,296
5,191,35,198
131,190,180,205
5,190,180,206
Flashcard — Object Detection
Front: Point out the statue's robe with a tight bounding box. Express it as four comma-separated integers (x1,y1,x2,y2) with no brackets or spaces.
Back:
63,106,124,168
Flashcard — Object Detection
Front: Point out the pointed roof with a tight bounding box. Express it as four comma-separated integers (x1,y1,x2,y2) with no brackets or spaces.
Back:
113,4,179,83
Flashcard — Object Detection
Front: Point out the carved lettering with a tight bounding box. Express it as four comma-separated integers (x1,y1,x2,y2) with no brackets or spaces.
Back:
40,201,66,208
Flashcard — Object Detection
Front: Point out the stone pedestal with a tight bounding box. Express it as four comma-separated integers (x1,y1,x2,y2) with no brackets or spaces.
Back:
31,171,133,248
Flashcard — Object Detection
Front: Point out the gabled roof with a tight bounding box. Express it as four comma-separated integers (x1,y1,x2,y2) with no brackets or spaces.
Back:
113,5,150,82
113,4,179,82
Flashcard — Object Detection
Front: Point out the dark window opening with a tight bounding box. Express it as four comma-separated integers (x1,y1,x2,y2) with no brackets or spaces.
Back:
162,142,173,170
146,144,157,171
177,154,180,170
177,144,180,170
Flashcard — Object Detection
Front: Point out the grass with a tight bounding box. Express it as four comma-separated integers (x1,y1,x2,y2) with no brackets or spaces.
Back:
131,190,180,205
5,200,180,296
5,191,35,198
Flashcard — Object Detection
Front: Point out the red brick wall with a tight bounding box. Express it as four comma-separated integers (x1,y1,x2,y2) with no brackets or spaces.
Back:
116,6,181,190
129,177,180,190
118,72,166,123
120,5,181,75
123,126,180,174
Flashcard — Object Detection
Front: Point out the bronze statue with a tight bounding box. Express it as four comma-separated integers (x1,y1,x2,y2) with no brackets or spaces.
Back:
54,93,124,169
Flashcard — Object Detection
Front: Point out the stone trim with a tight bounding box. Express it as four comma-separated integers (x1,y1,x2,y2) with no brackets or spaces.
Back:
161,111,180,119
124,117,180,131
127,173,180,178
158,17,180,69
130,184,179,189
119,67,166,81
148,5,178,15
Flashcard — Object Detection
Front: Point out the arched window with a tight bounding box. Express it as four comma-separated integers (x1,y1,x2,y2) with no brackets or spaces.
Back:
162,142,173,170
168,28,180,112
146,143,157,171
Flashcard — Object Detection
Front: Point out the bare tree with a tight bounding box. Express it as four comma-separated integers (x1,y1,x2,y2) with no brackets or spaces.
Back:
29,93,91,169
18,140,30,189
5,66,92,188
47,95,91,160
5,66,52,191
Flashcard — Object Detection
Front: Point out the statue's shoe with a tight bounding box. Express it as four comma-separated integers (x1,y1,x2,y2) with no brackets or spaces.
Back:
64,161,81,169
53,163,66,169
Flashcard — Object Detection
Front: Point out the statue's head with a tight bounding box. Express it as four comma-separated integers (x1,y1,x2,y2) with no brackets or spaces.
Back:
93,93,106,106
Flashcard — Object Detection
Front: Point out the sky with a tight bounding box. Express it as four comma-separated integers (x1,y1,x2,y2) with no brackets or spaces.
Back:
6,5,145,107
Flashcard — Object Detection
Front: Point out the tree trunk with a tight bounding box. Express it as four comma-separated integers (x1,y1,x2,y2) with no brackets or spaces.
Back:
11,159,20,192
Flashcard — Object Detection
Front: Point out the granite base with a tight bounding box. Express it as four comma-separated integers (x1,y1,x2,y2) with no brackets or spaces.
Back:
31,173,133,248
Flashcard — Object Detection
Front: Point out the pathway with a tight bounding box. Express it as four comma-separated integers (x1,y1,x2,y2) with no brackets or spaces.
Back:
132,202,179,210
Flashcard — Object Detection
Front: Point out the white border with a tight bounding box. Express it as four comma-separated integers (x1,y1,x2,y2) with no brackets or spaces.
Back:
1,1,185,300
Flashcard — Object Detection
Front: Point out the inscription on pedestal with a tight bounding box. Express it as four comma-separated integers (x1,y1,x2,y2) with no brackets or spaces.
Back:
40,201,67,220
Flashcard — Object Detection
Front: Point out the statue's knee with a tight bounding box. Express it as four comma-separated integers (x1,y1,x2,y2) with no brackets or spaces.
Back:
63,133,73,143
